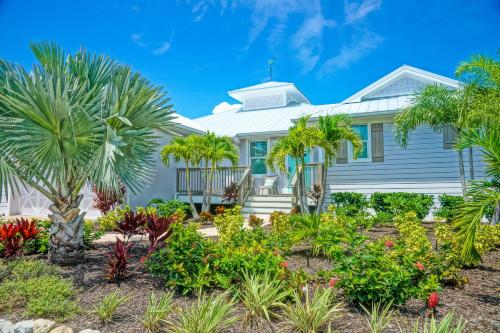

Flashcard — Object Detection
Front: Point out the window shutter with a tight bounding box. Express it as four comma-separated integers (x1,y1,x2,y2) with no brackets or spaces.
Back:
371,123,384,162
443,125,457,149
336,140,348,164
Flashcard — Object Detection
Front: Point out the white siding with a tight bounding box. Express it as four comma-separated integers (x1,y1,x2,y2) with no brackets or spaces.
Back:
327,123,485,198
0,192,8,216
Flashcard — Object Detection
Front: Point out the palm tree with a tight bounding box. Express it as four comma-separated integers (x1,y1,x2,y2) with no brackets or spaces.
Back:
316,114,362,214
200,132,239,212
393,84,472,194
161,135,201,220
0,42,173,264
266,116,323,213
289,214,323,268
454,128,500,264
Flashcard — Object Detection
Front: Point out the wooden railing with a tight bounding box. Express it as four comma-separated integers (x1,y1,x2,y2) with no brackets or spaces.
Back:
236,168,252,205
289,163,324,205
176,167,249,195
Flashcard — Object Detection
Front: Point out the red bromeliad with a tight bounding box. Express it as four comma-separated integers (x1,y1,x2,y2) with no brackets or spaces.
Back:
385,239,395,248
280,261,289,268
427,292,439,309
329,277,340,288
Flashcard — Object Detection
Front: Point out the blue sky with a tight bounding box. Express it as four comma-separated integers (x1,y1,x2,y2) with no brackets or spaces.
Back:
0,0,499,119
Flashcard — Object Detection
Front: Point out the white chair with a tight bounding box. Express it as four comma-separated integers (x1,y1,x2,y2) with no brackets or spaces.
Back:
258,175,279,195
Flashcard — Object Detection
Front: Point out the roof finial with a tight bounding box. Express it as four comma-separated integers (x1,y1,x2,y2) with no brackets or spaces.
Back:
267,57,276,81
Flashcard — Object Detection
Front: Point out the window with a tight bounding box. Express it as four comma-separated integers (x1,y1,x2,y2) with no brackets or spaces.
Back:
250,140,268,174
350,124,370,161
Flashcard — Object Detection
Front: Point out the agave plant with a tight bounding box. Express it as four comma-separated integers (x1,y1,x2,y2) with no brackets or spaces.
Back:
0,42,173,264
239,270,290,329
166,290,238,333
280,286,342,333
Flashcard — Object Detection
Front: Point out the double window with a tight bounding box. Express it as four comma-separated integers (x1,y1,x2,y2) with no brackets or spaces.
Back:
249,140,268,175
349,124,370,161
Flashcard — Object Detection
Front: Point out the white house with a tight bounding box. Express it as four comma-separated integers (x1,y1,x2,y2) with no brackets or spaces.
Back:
1,65,483,219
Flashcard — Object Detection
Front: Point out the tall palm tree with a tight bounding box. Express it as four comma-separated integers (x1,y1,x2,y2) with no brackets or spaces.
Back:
200,132,239,212
316,114,362,214
0,42,173,264
266,116,323,213
161,135,201,220
393,84,471,194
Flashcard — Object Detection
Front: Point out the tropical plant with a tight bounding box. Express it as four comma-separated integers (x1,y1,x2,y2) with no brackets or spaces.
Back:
248,214,264,229
370,192,434,222
166,290,238,333
94,291,130,324
280,287,342,333
267,115,324,213
144,214,174,253
0,42,173,264
0,218,41,257
148,198,189,218
107,238,133,284
221,182,238,205
316,114,363,213
290,214,323,267
141,292,174,332
239,270,290,329
454,127,500,264
307,184,322,208
114,211,147,242
361,302,394,333
330,191,369,216
406,312,465,333
92,183,126,215
213,205,244,245
199,132,239,213
161,135,202,219
434,194,464,222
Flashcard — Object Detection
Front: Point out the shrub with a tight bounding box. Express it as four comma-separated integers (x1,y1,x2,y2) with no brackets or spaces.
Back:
239,270,290,328
144,214,174,253
0,218,41,257
330,192,369,216
94,291,130,324
97,206,132,231
248,214,264,229
371,192,434,222
280,287,342,333
394,212,432,258
148,199,189,218
147,223,214,294
213,205,244,245
199,211,214,223
83,220,104,248
222,182,238,205
115,211,147,241
434,194,464,222
270,211,291,235
141,292,174,332
0,259,78,321
107,238,133,284
166,290,238,333
92,184,126,214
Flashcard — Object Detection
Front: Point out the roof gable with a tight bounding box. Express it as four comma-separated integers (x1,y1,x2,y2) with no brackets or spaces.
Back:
343,65,459,103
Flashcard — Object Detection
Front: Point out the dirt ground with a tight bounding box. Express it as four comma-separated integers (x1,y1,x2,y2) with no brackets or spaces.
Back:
2,224,499,332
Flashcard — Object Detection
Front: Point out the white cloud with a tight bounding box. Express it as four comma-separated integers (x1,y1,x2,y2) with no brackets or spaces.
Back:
131,33,147,48
153,41,172,55
344,0,382,24
319,32,383,76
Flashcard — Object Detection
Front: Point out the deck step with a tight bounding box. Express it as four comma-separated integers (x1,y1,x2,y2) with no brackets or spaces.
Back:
241,207,292,215
244,201,293,208
247,195,293,202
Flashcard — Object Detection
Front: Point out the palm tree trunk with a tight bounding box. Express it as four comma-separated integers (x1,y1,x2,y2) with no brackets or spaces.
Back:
294,159,304,213
205,164,215,213
469,147,475,180
300,156,309,214
185,166,200,220
492,201,500,225
316,157,328,215
201,160,208,212
48,194,85,265
458,149,466,196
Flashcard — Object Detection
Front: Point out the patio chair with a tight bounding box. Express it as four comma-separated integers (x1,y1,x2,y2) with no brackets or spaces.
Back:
258,175,279,195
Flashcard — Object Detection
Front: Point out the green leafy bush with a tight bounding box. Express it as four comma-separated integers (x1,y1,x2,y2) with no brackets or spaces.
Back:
434,194,464,222
0,259,79,320
148,198,189,217
97,206,131,231
213,205,244,245
148,223,215,294
330,192,369,216
370,192,434,222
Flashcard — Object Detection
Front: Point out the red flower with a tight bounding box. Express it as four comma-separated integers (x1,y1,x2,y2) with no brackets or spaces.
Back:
329,277,340,288
427,292,439,309
385,240,395,248
415,261,425,271
280,261,289,268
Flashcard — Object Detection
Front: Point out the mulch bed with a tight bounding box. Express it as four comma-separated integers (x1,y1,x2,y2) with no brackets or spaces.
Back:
3,225,500,332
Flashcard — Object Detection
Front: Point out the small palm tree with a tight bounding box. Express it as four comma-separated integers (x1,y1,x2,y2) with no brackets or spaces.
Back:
267,116,323,213
290,214,323,268
199,132,239,213
161,135,202,220
0,42,173,264
316,114,362,214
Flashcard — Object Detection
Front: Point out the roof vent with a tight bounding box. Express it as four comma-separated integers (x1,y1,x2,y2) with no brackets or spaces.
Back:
243,93,285,110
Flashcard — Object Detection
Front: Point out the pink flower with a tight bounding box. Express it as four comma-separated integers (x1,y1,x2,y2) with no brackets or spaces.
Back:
329,277,340,288
280,261,289,268
385,240,395,248
415,261,425,271
427,292,439,309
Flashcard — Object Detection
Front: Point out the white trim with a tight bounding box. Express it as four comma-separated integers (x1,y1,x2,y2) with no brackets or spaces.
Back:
348,124,372,163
